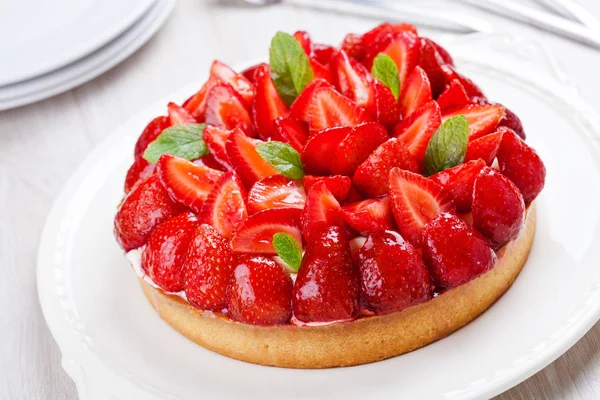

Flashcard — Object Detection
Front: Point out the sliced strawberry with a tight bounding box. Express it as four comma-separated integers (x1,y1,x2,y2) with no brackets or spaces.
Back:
435,80,469,113
313,43,335,65
301,126,351,175
362,23,393,49
167,102,196,125
430,159,486,212
184,224,234,310
302,175,351,202
393,100,442,165
353,138,419,197
183,76,218,120
252,64,288,140
289,79,331,122
381,31,421,88
114,174,184,251
307,86,371,133
230,208,303,254
498,106,526,139
399,66,432,118
156,154,224,213
302,181,346,241
464,128,505,165
124,156,155,194
341,33,365,62
388,168,455,246
210,60,254,105
273,117,308,152
345,185,365,204
205,82,254,137
142,212,198,292
367,79,401,127
227,255,293,325
330,122,389,177
198,171,248,239
293,225,359,323
193,154,228,172
443,65,486,100
342,197,396,235
225,128,278,188
203,125,232,169
240,62,268,83
134,116,170,158
331,50,373,109
428,39,453,65
247,175,306,214
310,57,334,82
418,38,448,97
293,30,313,55
443,103,505,140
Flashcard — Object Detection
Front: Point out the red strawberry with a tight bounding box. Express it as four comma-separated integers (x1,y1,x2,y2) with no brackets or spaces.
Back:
203,125,232,169
381,31,421,87
225,128,278,188
358,230,432,314
341,33,365,61
443,66,486,100
301,126,351,175
464,128,505,165
342,197,396,235
367,79,401,127
330,122,389,176
247,175,306,214
184,224,234,310
227,255,293,325
156,154,223,213
134,116,170,159
353,138,420,197
240,62,267,83
362,23,393,49
422,213,496,289
252,64,289,140
205,82,254,137
399,66,432,118
472,166,526,248
193,154,228,172
198,171,248,239
125,156,156,194
183,76,218,120
331,50,373,109
418,38,448,97
496,130,546,204
498,107,526,139
273,117,308,152
435,80,469,112
142,212,198,292
393,100,442,165
167,102,196,125
293,225,359,323
289,79,331,122
302,175,351,202
429,39,454,65
307,86,371,133
210,60,254,105
294,30,313,55
430,159,486,212
388,168,456,246
443,103,505,140
302,181,345,241
230,208,303,254
310,58,333,83
345,186,365,203
313,43,335,65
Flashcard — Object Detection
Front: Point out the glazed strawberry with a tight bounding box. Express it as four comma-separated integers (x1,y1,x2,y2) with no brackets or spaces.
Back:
472,166,525,248
289,79,331,122
443,103,505,140
388,168,455,246
313,43,335,65
293,30,313,55
225,128,278,188
114,174,184,251
193,154,228,172
293,225,359,323
247,175,306,214
198,171,248,239
428,38,453,65
345,186,365,204
393,100,441,165
399,66,432,118
310,58,334,82
205,82,254,137
302,181,345,241
273,117,308,152
430,159,486,212
496,130,546,204
330,122,388,176
134,116,170,158
301,126,351,175
124,156,155,194
167,102,196,125
142,212,198,292
358,230,432,314
361,23,393,50
331,50,373,109
183,76,219,120
302,175,351,202
353,138,420,197
227,255,293,325
203,125,232,169
341,33,365,62
422,213,496,289
464,128,505,165
441,65,486,101
307,86,371,133
252,64,288,140
367,79,400,127
342,197,396,235
230,208,303,254
380,31,421,86
435,80,469,113
498,107,526,139
156,154,223,213
418,38,448,97
210,60,254,105
240,62,267,83
184,224,234,310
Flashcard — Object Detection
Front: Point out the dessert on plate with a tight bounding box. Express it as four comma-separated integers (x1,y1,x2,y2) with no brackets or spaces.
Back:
114,23,546,368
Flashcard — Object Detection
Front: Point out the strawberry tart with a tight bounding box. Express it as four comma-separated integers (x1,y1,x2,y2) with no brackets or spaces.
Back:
114,23,546,368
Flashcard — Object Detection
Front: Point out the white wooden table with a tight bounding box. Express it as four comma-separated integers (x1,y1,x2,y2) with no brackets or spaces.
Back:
1,0,599,398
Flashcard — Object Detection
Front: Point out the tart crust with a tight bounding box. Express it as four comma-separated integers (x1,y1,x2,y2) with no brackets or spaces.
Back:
138,205,536,368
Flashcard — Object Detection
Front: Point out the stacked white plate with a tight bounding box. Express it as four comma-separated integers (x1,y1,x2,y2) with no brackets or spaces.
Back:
0,0,175,111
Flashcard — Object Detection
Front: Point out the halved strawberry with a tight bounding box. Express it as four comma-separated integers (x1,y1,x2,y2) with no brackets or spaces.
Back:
252,64,288,140
293,30,313,55
225,128,278,188
198,171,248,238
442,65,486,100
134,116,170,158
429,39,453,65
273,117,308,152
167,102,196,125
247,175,306,214
330,122,389,176
183,76,218,120
464,128,505,165
430,159,486,212
289,79,331,122
367,79,400,127
203,125,232,169
362,23,393,49
342,197,396,235
301,126,351,175
381,31,421,87
435,80,469,113
310,58,333,83
388,168,456,246
331,50,373,109
443,103,505,140
353,138,419,197
393,101,442,165
230,208,303,254
193,154,228,172
240,63,268,83
302,175,351,202
210,60,254,105
418,38,448,97
307,86,371,133
399,66,432,118
362,24,418,68
341,33,365,62
124,156,155,194
205,82,254,137
498,107,526,139
302,181,345,241
313,43,335,65
156,154,224,213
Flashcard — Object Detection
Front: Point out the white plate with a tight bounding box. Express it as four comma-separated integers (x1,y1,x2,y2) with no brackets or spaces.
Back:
37,34,600,400
0,0,174,111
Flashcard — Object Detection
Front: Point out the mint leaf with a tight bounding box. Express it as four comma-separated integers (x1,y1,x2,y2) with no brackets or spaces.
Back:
372,53,400,100
143,123,208,164
269,31,314,106
423,115,469,176
256,141,304,180
273,232,302,272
